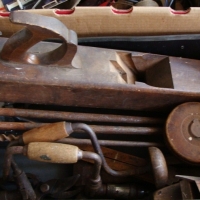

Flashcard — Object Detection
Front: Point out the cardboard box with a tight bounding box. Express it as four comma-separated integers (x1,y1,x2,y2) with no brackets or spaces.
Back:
0,7,200,38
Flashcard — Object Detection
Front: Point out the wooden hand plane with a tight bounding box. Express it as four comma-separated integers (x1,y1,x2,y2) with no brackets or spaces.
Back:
0,11,200,111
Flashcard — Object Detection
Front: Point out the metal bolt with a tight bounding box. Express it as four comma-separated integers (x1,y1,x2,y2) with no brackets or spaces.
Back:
40,183,50,193
190,119,200,138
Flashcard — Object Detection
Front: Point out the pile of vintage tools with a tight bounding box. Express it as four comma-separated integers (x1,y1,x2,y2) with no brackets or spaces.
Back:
1,10,200,199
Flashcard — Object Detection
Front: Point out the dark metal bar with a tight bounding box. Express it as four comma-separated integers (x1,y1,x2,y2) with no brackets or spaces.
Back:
59,138,163,148
0,108,164,125
91,125,162,135
0,122,163,135
3,146,24,179
0,122,46,131
79,34,200,43
11,160,36,200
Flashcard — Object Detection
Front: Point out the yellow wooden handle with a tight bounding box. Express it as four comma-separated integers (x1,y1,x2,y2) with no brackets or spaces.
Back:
25,142,79,163
22,122,72,144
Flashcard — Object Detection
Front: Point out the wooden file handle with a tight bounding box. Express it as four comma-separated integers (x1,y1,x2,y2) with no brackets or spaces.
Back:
25,142,79,163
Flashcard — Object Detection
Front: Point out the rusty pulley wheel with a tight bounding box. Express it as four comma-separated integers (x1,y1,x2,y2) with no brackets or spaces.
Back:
166,102,200,164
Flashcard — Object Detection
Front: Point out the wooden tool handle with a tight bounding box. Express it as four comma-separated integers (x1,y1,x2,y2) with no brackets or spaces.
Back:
25,142,79,163
22,122,72,144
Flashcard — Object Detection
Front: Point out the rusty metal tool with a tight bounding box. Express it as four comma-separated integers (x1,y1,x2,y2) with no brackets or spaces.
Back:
34,175,82,199
11,160,36,200
0,11,77,68
58,138,163,148
4,142,102,194
153,183,182,200
179,179,196,200
4,142,152,198
1,13,200,111
74,161,152,199
64,123,151,177
0,174,81,200
3,146,24,179
88,183,150,199
0,133,163,146
0,122,163,135
4,142,102,198
0,107,165,125
5,122,151,178
176,175,200,192
166,102,200,164
3,121,73,145
21,142,153,198
153,178,199,200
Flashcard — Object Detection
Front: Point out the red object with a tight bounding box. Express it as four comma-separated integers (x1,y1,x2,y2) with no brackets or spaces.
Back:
0,11,10,17
54,9,75,15
170,7,191,14
111,5,133,14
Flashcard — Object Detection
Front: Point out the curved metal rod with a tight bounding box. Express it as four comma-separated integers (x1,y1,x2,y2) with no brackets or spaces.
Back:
80,151,102,182
71,123,150,177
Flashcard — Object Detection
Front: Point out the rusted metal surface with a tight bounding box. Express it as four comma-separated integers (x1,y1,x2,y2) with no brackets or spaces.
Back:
93,183,149,199
0,134,163,145
0,122,46,131
0,11,77,68
11,160,36,200
3,146,24,178
166,102,200,164
35,175,81,199
59,138,163,148
0,121,163,135
176,175,200,192
149,147,168,189
74,161,133,186
81,125,162,135
0,60,200,111
33,173,81,198
70,123,150,177
153,183,182,200
1,34,200,111
180,180,195,200
1,12,200,199
0,108,164,125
